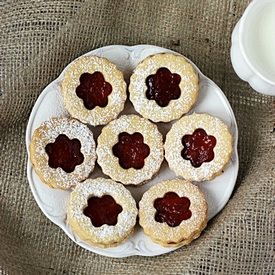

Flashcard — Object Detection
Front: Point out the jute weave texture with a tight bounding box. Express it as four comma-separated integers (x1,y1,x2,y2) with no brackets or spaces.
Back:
0,1,274,274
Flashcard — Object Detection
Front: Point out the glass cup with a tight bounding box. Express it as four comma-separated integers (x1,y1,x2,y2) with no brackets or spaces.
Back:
231,0,275,96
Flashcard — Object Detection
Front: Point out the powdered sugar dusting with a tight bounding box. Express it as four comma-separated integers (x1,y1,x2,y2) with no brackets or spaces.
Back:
165,113,233,181
30,117,96,189
68,178,138,245
139,179,207,245
96,115,164,185
62,56,127,126
26,45,239,256
129,53,199,122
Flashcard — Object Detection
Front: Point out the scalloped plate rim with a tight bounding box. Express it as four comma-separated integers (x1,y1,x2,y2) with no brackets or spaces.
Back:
25,44,239,258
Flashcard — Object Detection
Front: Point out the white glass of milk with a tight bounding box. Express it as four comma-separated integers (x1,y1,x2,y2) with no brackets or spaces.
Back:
231,0,275,96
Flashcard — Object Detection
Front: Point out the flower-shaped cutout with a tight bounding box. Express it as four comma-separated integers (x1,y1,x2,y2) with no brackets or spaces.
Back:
154,192,192,227
83,195,123,227
45,134,84,173
112,132,150,169
76,72,112,110
145,67,181,107
181,128,216,168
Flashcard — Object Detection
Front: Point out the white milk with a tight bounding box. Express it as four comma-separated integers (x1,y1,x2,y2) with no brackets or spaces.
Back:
242,1,275,82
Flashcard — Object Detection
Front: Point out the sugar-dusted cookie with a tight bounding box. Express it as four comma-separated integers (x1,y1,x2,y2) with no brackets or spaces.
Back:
62,56,127,126
67,178,138,248
96,114,164,185
165,113,233,181
139,178,208,247
29,117,96,189
129,53,199,122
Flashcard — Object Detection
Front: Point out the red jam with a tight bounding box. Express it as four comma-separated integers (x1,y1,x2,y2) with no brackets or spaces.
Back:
145,67,181,107
45,134,84,173
112,132,150,169
83,195,122,227
76,72,112,110
181,128,216,168
154,192,192,227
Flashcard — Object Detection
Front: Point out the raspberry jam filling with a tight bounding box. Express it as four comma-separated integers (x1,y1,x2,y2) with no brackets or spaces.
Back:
154,192,192,227
76,72,112,110
181,128,216,168
145,67,181,107
83,195,122,227
45,134,84,173
112,132,150,169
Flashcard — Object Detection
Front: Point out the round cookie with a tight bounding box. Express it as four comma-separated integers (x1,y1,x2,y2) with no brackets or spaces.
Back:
129,53,199,122
62,55,127,126
165,113,233,181
96,114,164,185
67,178,138,248
29,117,96,189
139,178,208,247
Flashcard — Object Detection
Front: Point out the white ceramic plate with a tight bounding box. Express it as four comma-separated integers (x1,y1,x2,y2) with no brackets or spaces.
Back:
26,45,239,257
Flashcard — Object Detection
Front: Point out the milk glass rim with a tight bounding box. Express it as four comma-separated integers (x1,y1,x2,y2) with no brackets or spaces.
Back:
239,0,275,85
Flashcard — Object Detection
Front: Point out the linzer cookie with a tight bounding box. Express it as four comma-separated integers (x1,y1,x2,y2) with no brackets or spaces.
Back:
29,117,96,189
62,56,127,126
96,114,164,185
139,179,208,247
67,178,138,248
129,53,199,122
165,113,233,181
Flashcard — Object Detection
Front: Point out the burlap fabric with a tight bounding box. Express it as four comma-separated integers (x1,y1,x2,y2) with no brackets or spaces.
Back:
0,0,274,274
